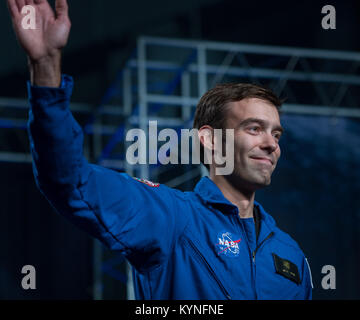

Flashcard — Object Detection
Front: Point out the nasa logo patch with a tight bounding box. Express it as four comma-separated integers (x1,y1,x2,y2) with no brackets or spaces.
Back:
215,231,241,258
133,177,160,187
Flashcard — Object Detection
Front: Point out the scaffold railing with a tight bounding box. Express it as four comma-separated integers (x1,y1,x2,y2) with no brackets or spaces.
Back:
1,36,360,169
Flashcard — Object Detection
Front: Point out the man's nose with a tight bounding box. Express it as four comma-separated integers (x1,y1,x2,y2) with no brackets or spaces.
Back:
259,133,278,153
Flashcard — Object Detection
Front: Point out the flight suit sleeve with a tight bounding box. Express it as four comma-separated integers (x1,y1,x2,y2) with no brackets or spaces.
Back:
296,256,313,300
303,257,313,299
27,75,187,272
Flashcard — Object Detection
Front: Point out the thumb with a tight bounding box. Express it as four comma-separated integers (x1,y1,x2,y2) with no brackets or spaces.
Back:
55,0,68,18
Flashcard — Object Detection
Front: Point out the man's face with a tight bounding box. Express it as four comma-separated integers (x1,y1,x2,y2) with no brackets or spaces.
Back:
224,98,283,191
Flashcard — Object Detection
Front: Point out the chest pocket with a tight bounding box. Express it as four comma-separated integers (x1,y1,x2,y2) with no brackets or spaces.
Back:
182,236,232,300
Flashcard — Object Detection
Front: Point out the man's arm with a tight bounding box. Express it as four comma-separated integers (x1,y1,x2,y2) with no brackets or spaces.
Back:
7,0,187,272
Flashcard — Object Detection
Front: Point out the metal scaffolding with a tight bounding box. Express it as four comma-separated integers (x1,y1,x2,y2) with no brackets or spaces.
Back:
1,36,360,299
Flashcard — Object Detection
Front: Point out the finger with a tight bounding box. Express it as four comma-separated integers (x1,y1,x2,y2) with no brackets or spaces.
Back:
6,0,20,18
16,0,26,12
25,0,34,5
55,0,68,18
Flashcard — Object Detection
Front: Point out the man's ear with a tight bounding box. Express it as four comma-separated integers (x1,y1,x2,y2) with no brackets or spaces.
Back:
198,126,214,166
198,126,214,150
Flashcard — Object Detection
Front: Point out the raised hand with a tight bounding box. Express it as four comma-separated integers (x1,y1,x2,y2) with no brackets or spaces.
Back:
7,0,71,61
7,0,71,86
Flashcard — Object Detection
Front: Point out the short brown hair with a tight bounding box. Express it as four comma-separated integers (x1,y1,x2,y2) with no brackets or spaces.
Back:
192,83,283,170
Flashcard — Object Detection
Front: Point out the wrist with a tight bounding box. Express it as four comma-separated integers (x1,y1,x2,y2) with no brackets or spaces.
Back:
28,52,62,88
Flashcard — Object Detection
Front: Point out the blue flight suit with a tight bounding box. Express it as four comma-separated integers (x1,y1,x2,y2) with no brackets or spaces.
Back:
27,75,312,299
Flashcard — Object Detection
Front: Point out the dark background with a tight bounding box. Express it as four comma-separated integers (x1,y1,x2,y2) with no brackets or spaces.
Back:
0,0,359,299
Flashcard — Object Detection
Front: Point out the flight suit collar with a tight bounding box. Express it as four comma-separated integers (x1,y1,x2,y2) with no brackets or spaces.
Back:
194,176,237,212
194,176,277,239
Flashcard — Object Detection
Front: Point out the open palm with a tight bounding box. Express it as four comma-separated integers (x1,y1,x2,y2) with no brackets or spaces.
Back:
7,0,70,61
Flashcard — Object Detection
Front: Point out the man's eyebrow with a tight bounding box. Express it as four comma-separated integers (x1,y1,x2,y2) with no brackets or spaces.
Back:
238,118,284,133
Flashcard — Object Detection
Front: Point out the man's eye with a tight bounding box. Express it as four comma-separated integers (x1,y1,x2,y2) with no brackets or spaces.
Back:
248,126,260,133
273,133,282,140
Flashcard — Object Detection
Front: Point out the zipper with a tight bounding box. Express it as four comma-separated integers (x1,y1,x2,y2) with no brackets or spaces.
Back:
233,214,257,298
233,214,256,264
252,231,274,263
185,238,232,300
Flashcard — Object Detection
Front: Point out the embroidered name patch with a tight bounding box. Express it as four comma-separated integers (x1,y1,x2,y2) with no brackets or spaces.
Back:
215,232,241,258
133,177,160,187
272,253,301,285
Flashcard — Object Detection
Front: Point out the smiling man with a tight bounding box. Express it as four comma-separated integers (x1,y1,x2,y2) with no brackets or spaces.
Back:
192,85,312,299
195,87,284,219
7,0,312,299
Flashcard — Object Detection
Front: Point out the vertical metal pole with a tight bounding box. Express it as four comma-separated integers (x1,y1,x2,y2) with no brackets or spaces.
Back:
92,240,103,300
126,261,135,300
123,67,133,176
197,45,208,177
124,66,136,300
123,67,132,117
181,71,192,188
127,37,151,300
181,71,191,122
138,37,149,180
198,44,207,96
92,115,103,300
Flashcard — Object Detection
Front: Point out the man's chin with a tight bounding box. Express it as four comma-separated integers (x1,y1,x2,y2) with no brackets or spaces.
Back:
251,173,272,189
252,178,271,190
225,172,272,192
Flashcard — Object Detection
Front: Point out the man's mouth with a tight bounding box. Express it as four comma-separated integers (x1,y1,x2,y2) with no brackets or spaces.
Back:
249,156,273,165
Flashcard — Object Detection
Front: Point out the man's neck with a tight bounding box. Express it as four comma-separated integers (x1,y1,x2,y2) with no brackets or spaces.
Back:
210,173,255,219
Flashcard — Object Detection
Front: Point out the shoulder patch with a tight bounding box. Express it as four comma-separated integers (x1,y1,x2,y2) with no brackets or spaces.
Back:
133,177,160,187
